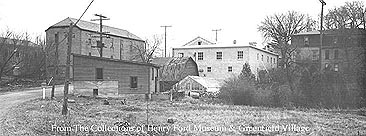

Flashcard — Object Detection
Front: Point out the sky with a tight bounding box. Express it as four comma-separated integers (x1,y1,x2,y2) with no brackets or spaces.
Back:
0,0,355,56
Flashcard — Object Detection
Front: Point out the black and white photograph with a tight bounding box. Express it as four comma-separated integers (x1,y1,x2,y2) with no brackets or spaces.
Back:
0,0,365,135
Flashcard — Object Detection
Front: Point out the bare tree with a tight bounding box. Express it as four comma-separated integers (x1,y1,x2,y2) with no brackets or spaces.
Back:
324,1,366,29
0,30,47,85
0,30,24,83
132,35,162,63
258,11,316,92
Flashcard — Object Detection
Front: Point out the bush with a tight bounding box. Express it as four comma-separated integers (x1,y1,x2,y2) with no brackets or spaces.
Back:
219,75,256,105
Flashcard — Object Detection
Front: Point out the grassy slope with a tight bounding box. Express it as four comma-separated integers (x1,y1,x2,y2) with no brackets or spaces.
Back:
2,94,366,136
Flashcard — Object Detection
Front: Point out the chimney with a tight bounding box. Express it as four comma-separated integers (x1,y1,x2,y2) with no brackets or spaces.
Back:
233,40,237,44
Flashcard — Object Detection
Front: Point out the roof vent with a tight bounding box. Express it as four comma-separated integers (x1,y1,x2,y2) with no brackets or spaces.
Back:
233,40,237,44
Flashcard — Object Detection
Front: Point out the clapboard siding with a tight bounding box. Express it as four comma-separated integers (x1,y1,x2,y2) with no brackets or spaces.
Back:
73,54,158,94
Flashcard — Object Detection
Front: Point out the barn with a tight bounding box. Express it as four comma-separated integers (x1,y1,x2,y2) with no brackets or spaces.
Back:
71,54,159,96
151,57,198,92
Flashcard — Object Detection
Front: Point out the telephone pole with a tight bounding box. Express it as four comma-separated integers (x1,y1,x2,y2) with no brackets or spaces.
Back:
212,29,221,43
319,0,326,70
161,25,171,57
91,14,110,57
61,0,94,115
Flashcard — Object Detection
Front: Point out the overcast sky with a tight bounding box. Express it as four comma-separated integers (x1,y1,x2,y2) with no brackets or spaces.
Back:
0,0,354,55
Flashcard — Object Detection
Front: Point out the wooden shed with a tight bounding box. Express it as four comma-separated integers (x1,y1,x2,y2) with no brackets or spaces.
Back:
72,54,159,96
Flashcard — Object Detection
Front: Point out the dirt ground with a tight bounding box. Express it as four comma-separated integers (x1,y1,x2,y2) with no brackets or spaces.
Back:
2,94,366,136
0,85,65,136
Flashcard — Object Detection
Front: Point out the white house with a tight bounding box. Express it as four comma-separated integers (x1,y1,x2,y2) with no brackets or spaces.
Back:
172,37,278,80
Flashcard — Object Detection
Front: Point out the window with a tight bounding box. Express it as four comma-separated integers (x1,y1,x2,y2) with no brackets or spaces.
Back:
334,63,339,72
334,49,339,59
130,76,138,88
274,58,276,64
228,66,232,72
198,41,202,45
120,40,124,60
312,50,319,60
129,41,133,52
216,52,222,60
261,55,263,61
96,68,103,80
257,53,259,60
111,56,113,59
237,51,243,59
325,50,330,60
267,56,269,63
333,37,338,44
207,67,211,72
198,52,203,60
325,63,330,69
89,52,91,56
304,36,309,46
271,57,273,63
178,53,184,57
55,33,59,44
151,68,154,80
110,38,114,49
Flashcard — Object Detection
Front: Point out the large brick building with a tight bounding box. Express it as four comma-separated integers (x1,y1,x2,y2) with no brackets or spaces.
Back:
292,29,366,73
45,17,145,79
172,37,278,80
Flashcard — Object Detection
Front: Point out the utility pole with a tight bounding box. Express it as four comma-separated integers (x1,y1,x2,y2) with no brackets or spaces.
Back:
62,23,73,115
61,0,94,115
91,14,110,57
161,25,171,57
319,0,326,70
212,29,221,43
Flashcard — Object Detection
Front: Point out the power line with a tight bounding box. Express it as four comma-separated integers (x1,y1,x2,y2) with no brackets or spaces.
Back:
161,25,172,57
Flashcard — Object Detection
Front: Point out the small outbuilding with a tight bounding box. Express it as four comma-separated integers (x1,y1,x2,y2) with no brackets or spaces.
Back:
72,54,159,96
173,76,222,97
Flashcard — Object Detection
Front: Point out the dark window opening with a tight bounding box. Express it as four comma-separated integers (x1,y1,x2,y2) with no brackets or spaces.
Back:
198,41,202,45
198,52,203,60
228,66,232,72
238,51,243,59
93,89,98,96
89,52,91,56
152,68,154,80
207,67,211,72
96,68,103,79
55,33,59,44
216,52,222,60
325,50,330,60
130,76,138,88
334,49,339,59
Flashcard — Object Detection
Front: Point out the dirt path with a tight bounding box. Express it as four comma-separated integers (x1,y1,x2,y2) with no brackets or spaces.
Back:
0,86,64,135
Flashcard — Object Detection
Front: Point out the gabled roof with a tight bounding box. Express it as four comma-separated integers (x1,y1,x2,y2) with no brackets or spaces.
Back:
187,76,222,88
151,57,195,66
46,17,143,41
150,57,174,66
182,36,214,46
